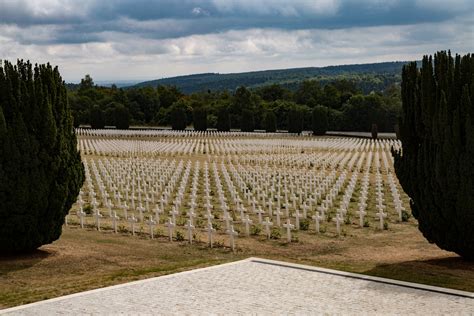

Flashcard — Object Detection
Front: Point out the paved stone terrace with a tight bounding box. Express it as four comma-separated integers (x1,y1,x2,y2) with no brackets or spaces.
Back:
2,258,473,315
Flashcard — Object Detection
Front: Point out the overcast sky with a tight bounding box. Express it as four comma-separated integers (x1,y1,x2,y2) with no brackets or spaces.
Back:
1,0,472,82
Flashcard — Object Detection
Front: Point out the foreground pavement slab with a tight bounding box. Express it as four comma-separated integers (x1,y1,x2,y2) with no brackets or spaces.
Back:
2,257,472,315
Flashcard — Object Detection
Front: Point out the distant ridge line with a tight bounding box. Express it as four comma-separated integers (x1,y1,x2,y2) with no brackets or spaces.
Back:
130,60,414,93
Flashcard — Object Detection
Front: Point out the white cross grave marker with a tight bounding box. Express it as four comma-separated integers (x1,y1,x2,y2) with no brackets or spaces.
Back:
112,211,120,233
165,217,175,242
205,222,216,248
333,213,342,236
146,216,157,239
128,214,138,236
356,208,367,227
185,219,195,244
312,211,324,233
376,211,387,230
77,208,86,229
283,219,294,242
242,214,253,237
262,217,273,239
93,209,103,231
226,225,238,251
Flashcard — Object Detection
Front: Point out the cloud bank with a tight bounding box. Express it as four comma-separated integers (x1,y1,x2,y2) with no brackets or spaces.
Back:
0,0,472,81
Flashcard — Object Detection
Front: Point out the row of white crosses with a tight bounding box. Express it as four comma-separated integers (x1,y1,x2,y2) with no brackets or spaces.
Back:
387,172,406,221
78,155,244,250
77,128,307,139
79,157,183,222
84,160,360,237
71,132,407,250
374,171,388,230
78,129,402,160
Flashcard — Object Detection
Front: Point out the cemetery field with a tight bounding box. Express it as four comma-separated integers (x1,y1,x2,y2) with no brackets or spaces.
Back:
1,130,473,308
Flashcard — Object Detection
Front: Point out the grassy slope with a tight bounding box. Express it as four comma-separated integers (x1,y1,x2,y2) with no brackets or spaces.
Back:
1,220,472,309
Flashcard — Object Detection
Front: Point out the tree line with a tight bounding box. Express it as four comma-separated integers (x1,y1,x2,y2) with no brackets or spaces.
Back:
69,75,401,134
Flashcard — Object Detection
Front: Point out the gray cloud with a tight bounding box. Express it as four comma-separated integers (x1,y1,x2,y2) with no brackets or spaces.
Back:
1,0,472,43
0,0,472,81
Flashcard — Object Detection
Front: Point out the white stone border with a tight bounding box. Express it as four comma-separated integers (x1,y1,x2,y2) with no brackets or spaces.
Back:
0,259,248,314
250,257,474,299
1,257,472,314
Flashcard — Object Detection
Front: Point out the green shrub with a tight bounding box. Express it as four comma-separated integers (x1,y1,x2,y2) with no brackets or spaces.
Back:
250,225,262,236
291,234,299,243
175,231,185,241
300,219,310,231
270,227,281,239
401,210,410,222
83,205,93,215
344,216,351,225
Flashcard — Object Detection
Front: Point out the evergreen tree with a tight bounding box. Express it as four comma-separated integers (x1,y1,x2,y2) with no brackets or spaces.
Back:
288,107,303,134
170,100,187,130
0,60,84,252
79,74,94,92
264,111,277,132
193,106,207,131
90,105,105,129
241,108,255,132
216,106,231,131
104,106,116,126
371,123,378,139
233,86,254,131
393,51,474,259
114,104,130,129
312,105,328,135
294,80,321,107
234,86,252,109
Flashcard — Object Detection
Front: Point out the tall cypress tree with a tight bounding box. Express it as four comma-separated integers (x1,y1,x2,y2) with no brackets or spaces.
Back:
114,104,130,129
170,101,187,130
193,106,207,131
241,109,255,132
288,107,303,134
312,105,328,135
264,111,277,132
90,105,105,129
0,60,84,252
216,106,231,132
393,51,474,259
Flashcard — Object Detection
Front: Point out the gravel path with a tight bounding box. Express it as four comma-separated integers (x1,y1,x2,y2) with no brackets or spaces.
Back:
2,258,472,315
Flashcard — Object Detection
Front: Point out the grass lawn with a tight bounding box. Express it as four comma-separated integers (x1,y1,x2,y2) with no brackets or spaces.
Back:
1,221,472,309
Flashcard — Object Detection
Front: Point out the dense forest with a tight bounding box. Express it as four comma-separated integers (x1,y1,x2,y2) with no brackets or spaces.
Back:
131,61,408,94
69,72,401,133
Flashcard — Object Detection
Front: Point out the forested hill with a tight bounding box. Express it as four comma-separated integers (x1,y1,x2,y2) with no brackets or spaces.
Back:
132,61,411,94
